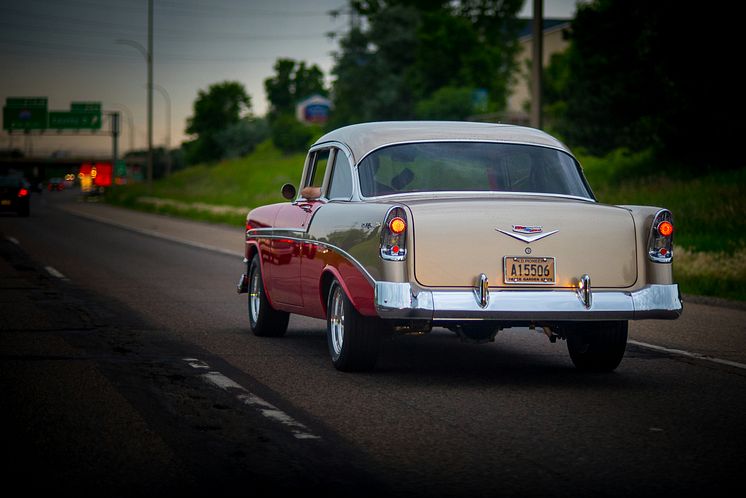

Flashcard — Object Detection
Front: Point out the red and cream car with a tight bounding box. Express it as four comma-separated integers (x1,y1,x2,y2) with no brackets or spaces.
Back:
238,122,682,372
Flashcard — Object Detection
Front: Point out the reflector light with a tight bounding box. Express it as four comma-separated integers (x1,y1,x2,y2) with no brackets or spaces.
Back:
389,217,406,234
657,221,674,237
18,188,28,197
246,221,253,231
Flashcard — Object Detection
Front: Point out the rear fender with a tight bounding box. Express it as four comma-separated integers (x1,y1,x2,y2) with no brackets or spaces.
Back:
320,265,377,317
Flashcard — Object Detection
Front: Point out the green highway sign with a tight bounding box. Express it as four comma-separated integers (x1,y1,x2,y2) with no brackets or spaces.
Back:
3,96,49,130
5,97,48,109
48,111,102,130
3,106,48,130
71,102,102,112
3,97,104,131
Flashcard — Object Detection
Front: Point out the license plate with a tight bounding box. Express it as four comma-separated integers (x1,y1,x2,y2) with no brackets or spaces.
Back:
1,200,11,206
503,256,556,284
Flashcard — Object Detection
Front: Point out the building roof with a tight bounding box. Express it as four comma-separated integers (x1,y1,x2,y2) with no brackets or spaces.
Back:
516,18,571,39
313,121,571,163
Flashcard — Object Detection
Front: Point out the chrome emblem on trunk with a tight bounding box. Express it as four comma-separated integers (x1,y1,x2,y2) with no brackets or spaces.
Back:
496,225,559,243
512,225,542,234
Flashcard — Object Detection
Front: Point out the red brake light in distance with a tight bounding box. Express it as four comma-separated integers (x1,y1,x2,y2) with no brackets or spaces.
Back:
18,188,29,197
389,217,406,234
657,221,673,237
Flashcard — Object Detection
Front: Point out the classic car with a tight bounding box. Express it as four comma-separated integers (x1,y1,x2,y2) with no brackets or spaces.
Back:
238,121,682,372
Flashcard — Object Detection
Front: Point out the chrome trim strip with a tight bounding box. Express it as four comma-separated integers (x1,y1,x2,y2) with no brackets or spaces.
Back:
246,231,377,285
247,227,305,235
375,282,682,321
359,190,595,203
496,228,559,243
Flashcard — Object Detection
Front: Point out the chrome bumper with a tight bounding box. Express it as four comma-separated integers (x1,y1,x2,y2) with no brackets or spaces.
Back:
374,282,682,321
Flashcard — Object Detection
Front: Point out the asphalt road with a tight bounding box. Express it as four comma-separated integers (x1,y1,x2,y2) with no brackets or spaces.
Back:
2,191,745,497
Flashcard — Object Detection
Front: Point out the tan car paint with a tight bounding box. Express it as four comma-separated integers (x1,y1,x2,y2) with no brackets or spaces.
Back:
403,196,638,289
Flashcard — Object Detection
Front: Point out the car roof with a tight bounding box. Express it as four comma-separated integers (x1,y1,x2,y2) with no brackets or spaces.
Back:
313,121,572,163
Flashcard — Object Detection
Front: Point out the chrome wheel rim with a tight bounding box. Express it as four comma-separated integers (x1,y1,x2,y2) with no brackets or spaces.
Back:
330,287,345,356
249,268,261,322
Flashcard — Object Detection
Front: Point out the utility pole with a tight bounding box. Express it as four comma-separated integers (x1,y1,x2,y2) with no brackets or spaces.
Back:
531,0,543,129
147,0,153,190
153,84,171,176
110,111,120,166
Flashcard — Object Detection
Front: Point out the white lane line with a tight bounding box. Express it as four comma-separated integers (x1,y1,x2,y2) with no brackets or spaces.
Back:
183,358,321,440
237,393,322,440
44,266,68,280
629,340,746,370
183,358,211,369
5,236,20,245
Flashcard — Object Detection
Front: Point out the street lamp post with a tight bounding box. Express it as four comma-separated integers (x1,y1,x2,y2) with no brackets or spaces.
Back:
153,83,171,176
115,0,153,190
147,0,153,189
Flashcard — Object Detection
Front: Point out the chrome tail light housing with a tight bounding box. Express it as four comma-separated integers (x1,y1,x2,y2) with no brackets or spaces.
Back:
647,209,674,263
380,206,408,261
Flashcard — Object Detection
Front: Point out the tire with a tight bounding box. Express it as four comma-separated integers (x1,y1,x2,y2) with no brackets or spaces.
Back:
247,254,289,337
326,280,382,372
566,321,628,372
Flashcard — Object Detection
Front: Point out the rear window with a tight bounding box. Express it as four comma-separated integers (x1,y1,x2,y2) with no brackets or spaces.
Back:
358,142,592,199
0,176,23,187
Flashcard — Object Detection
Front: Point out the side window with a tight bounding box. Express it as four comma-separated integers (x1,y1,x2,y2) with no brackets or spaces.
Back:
308,149,330,189
328,149,353,200
300,149,331,200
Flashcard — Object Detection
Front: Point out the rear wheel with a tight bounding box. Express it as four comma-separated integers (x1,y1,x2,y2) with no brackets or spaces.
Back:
566,321,628,372
248,254,289,337
326,280,382,372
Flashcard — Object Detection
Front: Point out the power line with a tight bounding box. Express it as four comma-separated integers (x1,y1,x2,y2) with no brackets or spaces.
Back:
0,38,305,63
0,20,341,42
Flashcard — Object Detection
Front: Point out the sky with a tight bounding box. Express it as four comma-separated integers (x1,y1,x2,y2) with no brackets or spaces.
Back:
0,0,579,156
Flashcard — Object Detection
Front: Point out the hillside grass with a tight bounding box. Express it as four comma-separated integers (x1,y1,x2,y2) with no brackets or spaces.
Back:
106,142,745,301
106,140,305,227
578,149,745,300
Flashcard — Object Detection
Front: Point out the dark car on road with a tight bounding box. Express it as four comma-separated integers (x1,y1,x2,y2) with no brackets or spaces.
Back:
47,177,65,191
0,175,31,217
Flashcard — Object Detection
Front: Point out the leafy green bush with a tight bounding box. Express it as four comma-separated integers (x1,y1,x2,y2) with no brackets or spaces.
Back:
270,114,317,154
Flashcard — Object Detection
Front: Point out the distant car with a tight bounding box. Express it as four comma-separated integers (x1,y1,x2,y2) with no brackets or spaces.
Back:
47,177,64,191
237,121,682,372
0,175,31,216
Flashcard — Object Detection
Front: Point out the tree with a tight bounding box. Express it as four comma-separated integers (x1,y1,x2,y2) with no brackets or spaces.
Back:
185,81,252,164
330,0,522,126
544,0,739,170
415,86,476,120
264,58,327,152
264,58,326,120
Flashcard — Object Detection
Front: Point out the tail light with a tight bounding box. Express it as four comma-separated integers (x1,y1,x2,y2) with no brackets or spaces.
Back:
648,209,674,263
18,188,29,197
380,206,407,261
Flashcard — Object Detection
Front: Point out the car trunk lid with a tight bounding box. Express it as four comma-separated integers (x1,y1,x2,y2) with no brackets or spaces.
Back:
406,196,637,289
